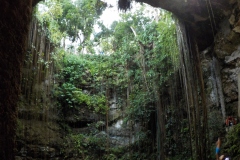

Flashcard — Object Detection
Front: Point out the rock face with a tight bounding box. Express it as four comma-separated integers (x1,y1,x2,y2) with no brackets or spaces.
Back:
214,0,240,112
16,119,63,159
200,0,240,118
16,96,124,159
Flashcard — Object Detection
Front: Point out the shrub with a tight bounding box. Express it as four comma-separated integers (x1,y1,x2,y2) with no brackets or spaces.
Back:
222,123,240,160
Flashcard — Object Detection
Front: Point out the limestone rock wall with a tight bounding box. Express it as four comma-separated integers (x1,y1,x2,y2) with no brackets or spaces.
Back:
202,0,240,118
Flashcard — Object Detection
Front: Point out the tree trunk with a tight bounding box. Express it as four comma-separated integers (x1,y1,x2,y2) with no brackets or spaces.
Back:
0,1,33,159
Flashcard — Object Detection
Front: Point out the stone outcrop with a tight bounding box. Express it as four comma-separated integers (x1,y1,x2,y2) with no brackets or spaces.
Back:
200,0,240,118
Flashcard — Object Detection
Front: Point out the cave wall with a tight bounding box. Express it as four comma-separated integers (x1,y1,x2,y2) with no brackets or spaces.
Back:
201,0,240,119
16,17,63,159
215,0,240,109
0,1,34,159
19,17,55,116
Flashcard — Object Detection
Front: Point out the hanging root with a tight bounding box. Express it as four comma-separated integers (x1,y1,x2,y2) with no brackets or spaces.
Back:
118,0,131,11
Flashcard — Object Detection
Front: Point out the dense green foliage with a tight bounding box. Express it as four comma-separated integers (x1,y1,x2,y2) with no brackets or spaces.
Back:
54,54,110,115
49,5,180,158
36,0,64,44
52,4,182,159
222,124,240,160
62,131,157,160
57,0,106,43
36,0,106,48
